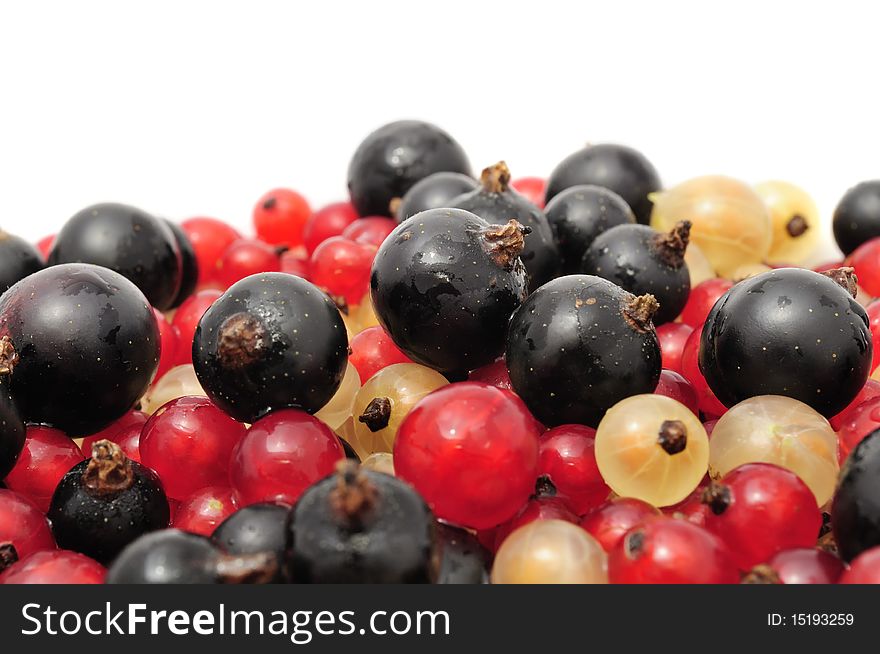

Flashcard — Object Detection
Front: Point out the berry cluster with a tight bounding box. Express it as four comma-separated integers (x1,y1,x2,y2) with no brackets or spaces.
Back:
2,119,880,584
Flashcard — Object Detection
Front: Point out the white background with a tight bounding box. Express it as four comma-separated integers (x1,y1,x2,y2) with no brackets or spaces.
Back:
2,0,878,264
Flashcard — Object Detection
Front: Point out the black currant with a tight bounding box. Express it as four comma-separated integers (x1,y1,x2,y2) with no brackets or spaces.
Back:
435,522,489,584
833,429,880,562
581,221,691,324
289,461,436,583
832,180,880,255
48,440,170,564
370,208,528,375
394,171,478,222
0,379,25,480
700,268,871,417
165,219,199,309
348,120,472,217
506,275,662,427
451,162,561,291
0,230,43,294
545,143,661,225
544,185,636,274
193,272,348,423
212,503,290,583
48,203,183,311
106,529,278,584
0,263,160,436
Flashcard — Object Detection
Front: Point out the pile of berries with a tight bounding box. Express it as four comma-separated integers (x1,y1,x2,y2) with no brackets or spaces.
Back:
3,119,880,584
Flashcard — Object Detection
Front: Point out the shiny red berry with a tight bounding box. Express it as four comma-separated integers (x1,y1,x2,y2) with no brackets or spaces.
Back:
348,326,413,383
609,516,739,583
0,489,55,559
680,278,733,327
663,485,710,527
510,177,546,209
303,202,359,255
140,396,247,500
171,289,222,366
280,251,310,279
80,410,148,461
467,359,513,390
172,486,238,536
847,237,880,296
701,463,821,570
0,550,105,584
215,239,281,289
36,235,55,260
492,495,578,551
394,382,541,530
579,497,660,552
836,395,880,463
654,369,699,415
538,424,608,515
181,217,242,285
342,216,397,247
656,322,693,374
230,409,344,506
253,188,311,247
153,308,178,381
830,379,880,431
681,323,727,417
4,426,84,512
309,236,375,306
745,548,844,584
839,546,880,583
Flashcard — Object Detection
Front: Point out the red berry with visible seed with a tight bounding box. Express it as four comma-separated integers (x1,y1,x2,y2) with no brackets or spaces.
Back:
140,396,247,500
492,495,578,551
215,239,281,289
172,486,237,536
538,425,608,515
394,382,541,530
839,546,880,583
681,323,727,417
680,278,733,327
579,497,660,552
181,217,242,285
171,289,222,366
303,202,359,255
656,322,693,374
654,369,699,415
0,550,105,584
4,426,84,512
253,188,311,247
309,236,375,306
348,326,413,383
342,216,397,247
230,409,344,506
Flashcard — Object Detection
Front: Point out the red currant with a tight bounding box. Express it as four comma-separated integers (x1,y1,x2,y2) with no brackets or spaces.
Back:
4,426,84,512
467,359,513,390
609,516,739,583
0,490,55,558
656,322,693,374
839,546,880,583
830,379,880,431
510,176,546,209
866,301,880,370
348,326,413,383
492,496,578,551
836,395,880,462
36,235,55,260
538,424,608,515
342,216,397,247
748,547,844,584
153,308,178,381
230,409,344,506
847,237,880,296
140,396,247,500
681,323,727,417
679,278,733,327
663,485,710,527
80,410,148,461
579,498,660,552
303,201,359,255
394,382,541,530
654,369,699,415
701,463,821,570
280,250,310,279
171,289,222,366
172,486,237,536
181,217,242,285
215,239,281,289
0,550,105,584
253,188,311,247
309,236,375,306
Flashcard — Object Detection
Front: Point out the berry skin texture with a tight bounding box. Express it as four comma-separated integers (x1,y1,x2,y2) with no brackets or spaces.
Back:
79,409,148,456
545,143,661,225
164,220,199,309
212,503,290,583
0,263,160,436
215,239,281,289
172,486,238,536
348,326,414,383
833,180,880,256
579,498,661,552
309,236,375,306
681,324,728,417
370,208,528,375
655,369,699,416
341,216,397,247
608,516,739,584
347,120,471,217
395,172,478,222
49,203,183,311
153,308,178,381
48,440,170,564
0,489,55,559
506,275,662,428
180,217,242,285
581,221,692,324
289,461,436,583
139,396,247,500
839,547,880,583
394,382,541,530
467,358,513,390
0,550,105,584
171,289,222,366
544,185,636,274
700,268,872,418
253,188,311,247
679,278,733,328
303,202,360,255
701,463,822,570
832,429,880,562
538,424,609,515
4,425,84,512
836,394,880,459
0,381,25,480
0,230,43,294
491,519,608,584
193,273,348,423
746,548,844,584
230,409,344,506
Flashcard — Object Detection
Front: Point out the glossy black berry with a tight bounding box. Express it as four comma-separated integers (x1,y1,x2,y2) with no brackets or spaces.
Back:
545,143,661,225
48,440,170,564
0,264,160,436
700,267,871,417
394,171,478,222
212,503,290,583
165,219,199,308
452,162,561,291
544,185,636,274
435,522,489,584
106,529,278,584
581,221,691,324
347,120,472,217
0,230,43,294
833,180,880,255
193,272,348,423
0,379,25,480
370,208,528,375
832,429,880,561
289,461,436,583
506,275,662,427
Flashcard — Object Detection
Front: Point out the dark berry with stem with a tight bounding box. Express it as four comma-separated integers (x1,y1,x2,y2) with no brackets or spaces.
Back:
833,180,880,255
435,522,490,584
0,230,43,294
212,503,290,583
833,429,880,561
394,171,477,222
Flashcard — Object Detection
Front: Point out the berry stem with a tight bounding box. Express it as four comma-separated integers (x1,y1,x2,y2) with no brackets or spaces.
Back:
0,542,18,573
215,551,279,584
480,161,512,194
652,220,691,268
0,336,18,377
657,419,688,455
534,475,558,498
623,529,646,561
83,439,135,497
786,214,809,237
329,460,378,531
621,294,659,334
741,564,782,584
358,397,392,432
479,220,530,271
820,267,858,298
217,312,267,369
700,481,732,516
